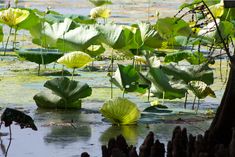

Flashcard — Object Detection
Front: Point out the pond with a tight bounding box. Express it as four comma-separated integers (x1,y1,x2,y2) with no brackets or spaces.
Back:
0,0,226,157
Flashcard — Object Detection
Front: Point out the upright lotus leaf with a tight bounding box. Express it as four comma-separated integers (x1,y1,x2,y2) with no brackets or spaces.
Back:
161,63,214,85
17,8,41,30
57,51,93,69
100,97,141,125
110,64,143,93
137,22,164,48
90,7,111,19
57,25,100,51
208,0,224,18
0,8,29,27
155,17,192,40
147,67,187,99
89,0,112,6
188,81,216,99
97,24,133,50
34,77,92,109
215,21,234,42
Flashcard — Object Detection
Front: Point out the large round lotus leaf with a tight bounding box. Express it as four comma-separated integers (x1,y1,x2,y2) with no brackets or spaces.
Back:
100,97,141,125
57,51,93,69
16,48,63,65
0,8,29,27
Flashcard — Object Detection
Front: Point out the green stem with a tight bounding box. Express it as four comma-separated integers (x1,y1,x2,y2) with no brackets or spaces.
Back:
147,88,150,102
192,95,196,110
4,27,12,56
72,68,75,80
13,27,17,50
184,92,188,109
122,90,125,98
162,91,165,105
38,64,41,76
110,50,114,99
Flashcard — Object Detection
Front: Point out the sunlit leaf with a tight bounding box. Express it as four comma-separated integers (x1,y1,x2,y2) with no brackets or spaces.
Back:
90,6,111,19
31,18,75,48
57,25,100,51
57,51,93,69
100,97,141,125
209,0,224,18
0,8,30,27
97,24,133,49
188,81,216,99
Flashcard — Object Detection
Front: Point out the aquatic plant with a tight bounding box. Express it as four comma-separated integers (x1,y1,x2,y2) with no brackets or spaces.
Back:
16,48,63,75
100,97,141,125
90,6,111,19
57,51,93,79
0,8,30,54
34,77,92,109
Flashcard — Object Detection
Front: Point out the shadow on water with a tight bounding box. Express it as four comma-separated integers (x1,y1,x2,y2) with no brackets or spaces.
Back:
44,125,91,146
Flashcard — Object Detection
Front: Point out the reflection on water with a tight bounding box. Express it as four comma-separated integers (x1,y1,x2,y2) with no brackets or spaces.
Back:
100,125,139,145
44,125,91,146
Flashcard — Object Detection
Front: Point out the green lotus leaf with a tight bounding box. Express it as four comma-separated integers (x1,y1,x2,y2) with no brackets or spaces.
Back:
164,51,191,63
44,18,75,48
57,25,100,51
155,17,192,40
188,81,216,99
100,97,141,125
34,77,92,109
137,22,164,48
57,51,93,69
44,13,96,24
110,64,144,93
164,51,208,64
89,0,112,6
147,67,187,99
90,7,111,19
161,63,214,85
97,24,133,49
85,44,105,58
16,48,63,65
0,8,30,27
17,8,41,30
208,0,224,18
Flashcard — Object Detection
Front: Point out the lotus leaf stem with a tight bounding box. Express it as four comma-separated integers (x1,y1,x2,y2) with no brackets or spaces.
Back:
5,126,12,157
13,27,18,50
184,92,188,109
192,95,196,110
71,68,76,80
4,27,12,56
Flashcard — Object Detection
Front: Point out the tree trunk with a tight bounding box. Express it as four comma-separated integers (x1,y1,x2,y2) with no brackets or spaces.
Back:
209,58,235,145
